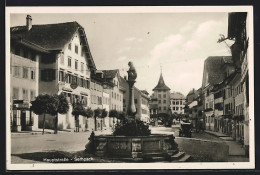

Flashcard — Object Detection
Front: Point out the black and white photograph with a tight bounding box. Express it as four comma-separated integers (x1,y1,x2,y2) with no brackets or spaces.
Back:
6,6,254,170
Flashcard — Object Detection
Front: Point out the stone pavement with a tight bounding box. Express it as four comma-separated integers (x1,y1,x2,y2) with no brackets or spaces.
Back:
204,130,249,162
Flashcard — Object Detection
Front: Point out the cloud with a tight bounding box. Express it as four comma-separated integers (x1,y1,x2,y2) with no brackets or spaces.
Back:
125,37,143,42
179,21,196,33
117,46,131,54
117,56,127,61
194,20,220,39
149,34,184,66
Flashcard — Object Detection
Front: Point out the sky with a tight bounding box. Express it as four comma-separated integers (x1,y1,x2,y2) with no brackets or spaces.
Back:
10,12,232,96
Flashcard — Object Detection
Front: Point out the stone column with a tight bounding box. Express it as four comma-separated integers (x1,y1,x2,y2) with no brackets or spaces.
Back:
127,79,136,116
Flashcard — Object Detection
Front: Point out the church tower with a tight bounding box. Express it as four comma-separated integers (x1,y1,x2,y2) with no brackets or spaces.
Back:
152,68,171,114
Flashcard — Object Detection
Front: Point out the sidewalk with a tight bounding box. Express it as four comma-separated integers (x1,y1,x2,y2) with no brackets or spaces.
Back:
204,130,249,162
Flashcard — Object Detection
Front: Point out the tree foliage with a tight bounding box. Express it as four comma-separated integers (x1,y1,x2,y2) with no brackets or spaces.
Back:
82,107,94,118
109,109,119,118
72,100,85,116
113,119,151,136
56,94,69,114
94,108,102,117
31,94,58,116
101,109,108,118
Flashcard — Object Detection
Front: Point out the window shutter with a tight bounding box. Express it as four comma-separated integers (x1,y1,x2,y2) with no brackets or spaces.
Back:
52,69,56,80
41,70,45,81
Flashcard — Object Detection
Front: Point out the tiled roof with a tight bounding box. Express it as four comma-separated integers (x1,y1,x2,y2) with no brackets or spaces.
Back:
205,56,232,85
102,69,119,79
11,21,96,70
170,92,185,99
153,73,170,91
11,22,79,50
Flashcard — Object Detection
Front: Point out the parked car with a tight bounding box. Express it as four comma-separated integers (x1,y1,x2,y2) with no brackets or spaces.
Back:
179,122,192,137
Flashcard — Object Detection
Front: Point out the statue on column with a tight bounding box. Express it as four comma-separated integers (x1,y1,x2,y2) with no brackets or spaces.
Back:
127,61,137,81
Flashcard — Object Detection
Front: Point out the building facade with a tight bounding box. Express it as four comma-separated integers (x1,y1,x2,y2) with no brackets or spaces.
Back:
11,15,96,132
170,92,185,114
152,72,171,114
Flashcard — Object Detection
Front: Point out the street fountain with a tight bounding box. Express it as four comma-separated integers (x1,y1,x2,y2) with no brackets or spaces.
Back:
85,62,179,162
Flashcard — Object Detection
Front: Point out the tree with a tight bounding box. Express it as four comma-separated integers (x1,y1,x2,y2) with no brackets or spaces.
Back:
82,107,94,118
100,109,108,130
31,94,58,134
72,99,85,132
94,108,102,131
109,109,119,126
117,111,126,124
82,107,93,131
53,94,69,134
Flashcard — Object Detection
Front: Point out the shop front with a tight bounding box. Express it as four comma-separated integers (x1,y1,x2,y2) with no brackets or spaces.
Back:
12,100,35,132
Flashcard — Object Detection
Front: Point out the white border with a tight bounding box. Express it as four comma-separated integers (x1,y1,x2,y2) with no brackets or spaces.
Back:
6,6,255,170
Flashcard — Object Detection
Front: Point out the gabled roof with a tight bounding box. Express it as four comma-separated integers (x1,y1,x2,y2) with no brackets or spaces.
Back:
202,56,232,87
102,69,119,79
153,73,170,91
11,21,96,70
170,92,185,99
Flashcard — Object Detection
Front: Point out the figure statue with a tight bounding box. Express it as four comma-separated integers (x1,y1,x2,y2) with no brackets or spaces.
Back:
127,61,137,81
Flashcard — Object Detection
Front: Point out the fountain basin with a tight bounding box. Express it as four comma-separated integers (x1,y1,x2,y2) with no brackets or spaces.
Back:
93,134,178,159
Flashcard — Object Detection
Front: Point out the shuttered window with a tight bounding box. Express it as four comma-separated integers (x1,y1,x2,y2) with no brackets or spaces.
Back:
41,69,56,81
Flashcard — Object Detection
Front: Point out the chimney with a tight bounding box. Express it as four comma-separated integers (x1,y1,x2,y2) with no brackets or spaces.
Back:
26,15,32,31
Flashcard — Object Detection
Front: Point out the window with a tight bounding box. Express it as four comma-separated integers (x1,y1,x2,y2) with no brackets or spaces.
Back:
180,101,182,105
75,45,78,54
13,66,20,77
163,94,166,98
22,67,28,79
173,107,175,110
176,107,179,110
68,43,71,50
66,73,72,83
31,70,35,80
134,99,138,104
68,57,72,67
81,48,84,56
176,101,179,105
81,62,84,73
30,90,35,100
173,101,176,105
60,56,64,64
22,89,28,100
158,94,161,98
59,70,64,82
75,60,78,70
41,69,55,81
163,100,166,104
13,87,19,99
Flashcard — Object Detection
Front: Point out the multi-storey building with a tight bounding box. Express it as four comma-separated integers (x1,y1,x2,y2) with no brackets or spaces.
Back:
10,15,40,131
202,56,232,131
212,82,225,132
119,76,150,123
152,71,171,114
227,12,249,155
170,92,185,114
11,15,96,132
102,70,124,126
134,88,150,123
